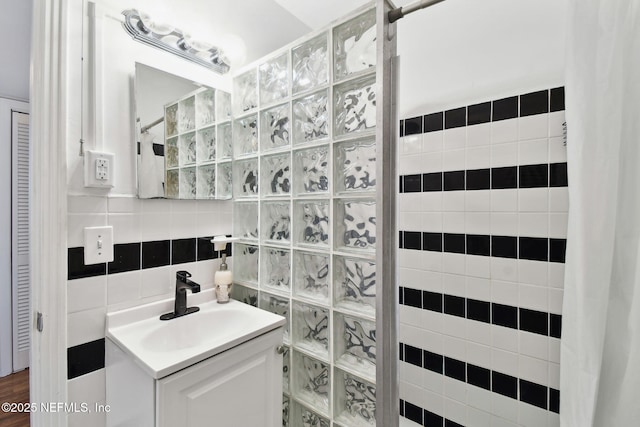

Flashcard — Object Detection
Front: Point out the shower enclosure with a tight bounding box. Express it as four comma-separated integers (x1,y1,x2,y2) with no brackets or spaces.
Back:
229,2,397,426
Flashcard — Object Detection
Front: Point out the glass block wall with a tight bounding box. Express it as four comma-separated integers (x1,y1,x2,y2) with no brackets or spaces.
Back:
230,5,380,426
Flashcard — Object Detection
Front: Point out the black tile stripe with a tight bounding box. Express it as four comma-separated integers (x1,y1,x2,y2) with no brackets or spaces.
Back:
399,87,565,135
67,338,105,379
399,163,568,193
399,285,562,339
68,236,230,280
400,342,560,413
400,399,463,427
399,231,567,264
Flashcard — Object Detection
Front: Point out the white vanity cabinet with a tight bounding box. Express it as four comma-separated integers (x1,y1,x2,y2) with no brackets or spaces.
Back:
107,328,283,427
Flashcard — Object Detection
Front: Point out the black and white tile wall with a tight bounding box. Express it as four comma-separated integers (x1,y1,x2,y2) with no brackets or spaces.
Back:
66,195,232,425
397,88,566,427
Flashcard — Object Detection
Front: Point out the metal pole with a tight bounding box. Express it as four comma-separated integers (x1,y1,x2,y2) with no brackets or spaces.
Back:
388,0,447,23
140,116,164,133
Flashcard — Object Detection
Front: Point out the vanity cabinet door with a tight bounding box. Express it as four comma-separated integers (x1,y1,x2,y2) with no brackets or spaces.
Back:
156,328,283,427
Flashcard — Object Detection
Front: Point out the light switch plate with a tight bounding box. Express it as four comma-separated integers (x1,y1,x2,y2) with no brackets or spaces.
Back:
84,150,115,188
83,226,114,265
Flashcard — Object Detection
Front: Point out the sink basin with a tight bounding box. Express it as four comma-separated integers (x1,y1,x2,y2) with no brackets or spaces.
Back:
106,290,285,379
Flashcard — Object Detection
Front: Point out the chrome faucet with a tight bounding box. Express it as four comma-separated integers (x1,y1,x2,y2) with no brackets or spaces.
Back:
160,271,201,320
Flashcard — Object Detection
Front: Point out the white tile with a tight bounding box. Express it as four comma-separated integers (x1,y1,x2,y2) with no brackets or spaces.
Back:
466,191,491,212
491,326,519,354
518,188,549,212
442,253,466,275
466,320,492,346
421,251,443,273
67,276,107,314
140,212,171,241
107,213,141,244
170,199,199,213
422,212,443,231
549,413,561,427
402,134,423,154
548,263,565,289
424,369,444,394
107,270,142,308
549,362,560,389
518,213,548,237
443,192,465,211
548,136,567,163
518,261,549,287
197,212,229,237
518,138,549,165
467,396,492,426
399,304,422,328
68,368,105,404
466,146,491,169
444,396,468,425
171,212,198,239
466,341,492,367
490,142,518,167
549,338,560,364
442,335,466,360
444,377,467,403
421,388,445,419
399,323,423,345
519,402,549,427
466,256,491,279
466,277,491,301
419,329,444,354
140,265,172,298
443,212,465,232
67,214,108,247
67,307,106,348
423,130,443,153
403,212,422,231
492,348,519,377
491,394,519,423
68,404,106,427
399,193,423,213
443,273,466,296
467,123,492,147
519,331,549,361
68,196,108,214
142,199,171,213
490,258,518,283
491,280,519,306
491,189,518,212
443,149,466,171
519,115,548,141
519,354,548,385
466,212,491,234
492,119,518,144
402,362,424,387
549,213,568,238
444,127,466,150
491,213,518,236
549,188,569,212
422,192,443,212
548,111,565,138
421,152,444,173
422,308,444,333
421,271,444,293
107,196,141,213
549,288,563,314
444,316,467,340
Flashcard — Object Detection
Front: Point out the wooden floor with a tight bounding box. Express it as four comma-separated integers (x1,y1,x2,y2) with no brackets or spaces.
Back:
0,369,30,427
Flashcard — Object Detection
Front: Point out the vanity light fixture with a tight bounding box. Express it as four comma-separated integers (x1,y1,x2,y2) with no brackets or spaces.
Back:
122,9,231,74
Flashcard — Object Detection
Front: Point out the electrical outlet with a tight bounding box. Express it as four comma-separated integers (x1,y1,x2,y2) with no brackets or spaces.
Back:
84,150,115,188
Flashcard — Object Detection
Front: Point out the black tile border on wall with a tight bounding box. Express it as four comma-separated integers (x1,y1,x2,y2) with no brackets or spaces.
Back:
399,87,565,137
67,234,232,280
399,163,568,193
401,398,464,427
399,342,560,414
67,338,105,380
399,231,567,264
399,286,562,339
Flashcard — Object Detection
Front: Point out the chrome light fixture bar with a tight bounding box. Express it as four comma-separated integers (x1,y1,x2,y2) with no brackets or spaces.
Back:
122,9,231,74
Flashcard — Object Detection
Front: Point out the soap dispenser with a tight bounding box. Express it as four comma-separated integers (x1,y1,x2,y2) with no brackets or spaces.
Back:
212,236,235,303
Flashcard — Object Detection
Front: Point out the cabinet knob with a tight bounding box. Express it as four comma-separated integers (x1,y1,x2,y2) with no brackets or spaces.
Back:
276,345,285,355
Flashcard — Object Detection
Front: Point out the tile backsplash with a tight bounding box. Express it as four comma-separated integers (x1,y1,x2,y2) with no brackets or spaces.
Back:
397,88,566,427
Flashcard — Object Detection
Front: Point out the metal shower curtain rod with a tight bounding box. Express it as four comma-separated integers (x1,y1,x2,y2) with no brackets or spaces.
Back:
140,116,164,133
388,0,447,23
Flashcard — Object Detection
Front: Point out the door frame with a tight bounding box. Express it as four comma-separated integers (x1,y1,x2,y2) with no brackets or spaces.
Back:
30,0,69,425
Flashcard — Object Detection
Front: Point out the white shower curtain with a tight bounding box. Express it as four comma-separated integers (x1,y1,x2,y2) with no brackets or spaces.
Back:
561,0,640,425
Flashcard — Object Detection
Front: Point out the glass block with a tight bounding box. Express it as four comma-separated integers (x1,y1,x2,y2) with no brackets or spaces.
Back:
259,292,290,341
165,103,178,137
230,283,258,307
216,90,232,122
293,90,329,144
334,313,376,379
179,132,197,166
290,400,330,427
233,115,258,157
165,137,179,168
179,167,196,199
196,126,216,163
233,243,259,285
260,103,291,151
261,153,291,196
282,346,291,394
334,199,376,253
233,158,258,198
334,74,376,137
334,368,376,426
333,255,376,317
217,122,233,160
292,301,329,358
293,145,329,195
165,169,179,199
233,201,258,240
196,88,215,128
196,164,216,199
260,246,291,293
292,351,330,414
283,395,290,427
293,250,329,304
216,162,233,199
233,69,257,114
261,201,291,244
178,95,196,133
334,138,376,194
333,9,376,81
292,33,328,95
293,200,329,248
259,52,289,105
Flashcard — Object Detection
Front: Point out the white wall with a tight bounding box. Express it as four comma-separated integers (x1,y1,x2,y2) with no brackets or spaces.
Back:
0,0,32,101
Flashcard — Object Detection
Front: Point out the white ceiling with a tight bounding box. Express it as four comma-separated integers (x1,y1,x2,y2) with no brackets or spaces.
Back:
272,0,370,29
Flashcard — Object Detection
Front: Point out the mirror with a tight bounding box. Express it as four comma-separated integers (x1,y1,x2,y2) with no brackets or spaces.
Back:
135,63,233,199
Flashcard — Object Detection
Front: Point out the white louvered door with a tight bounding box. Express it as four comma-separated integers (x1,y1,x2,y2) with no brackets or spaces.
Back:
12,111,29,371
